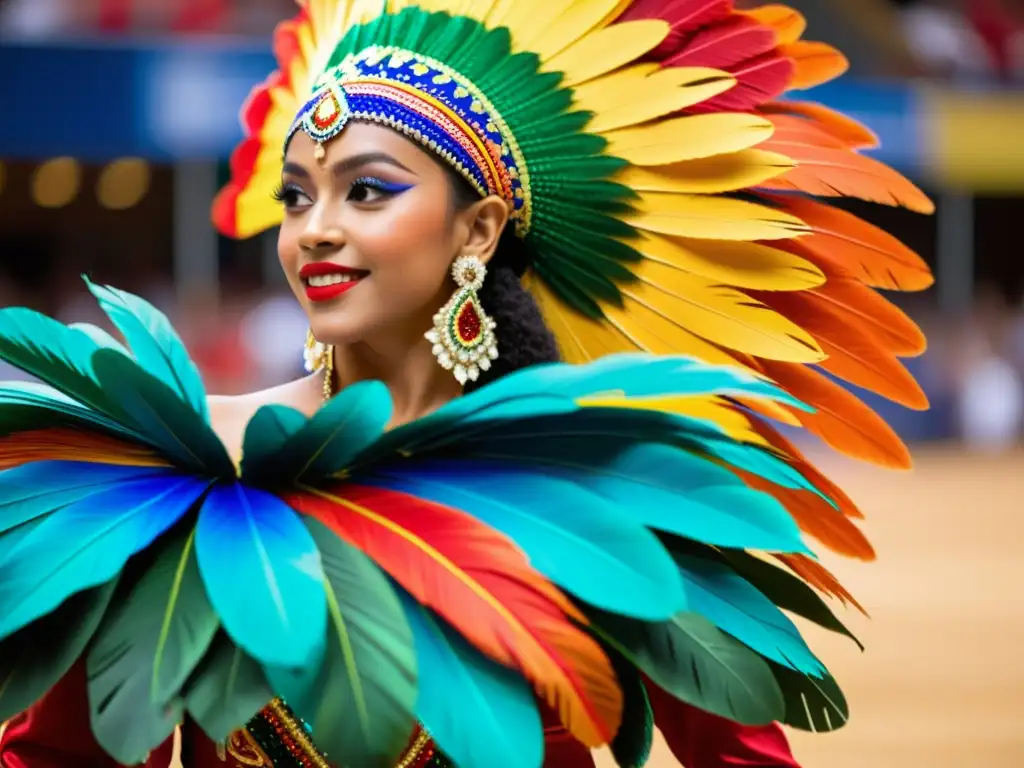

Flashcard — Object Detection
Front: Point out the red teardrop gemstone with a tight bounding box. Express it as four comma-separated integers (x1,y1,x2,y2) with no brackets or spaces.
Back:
456,301,481,344
312,92,341,130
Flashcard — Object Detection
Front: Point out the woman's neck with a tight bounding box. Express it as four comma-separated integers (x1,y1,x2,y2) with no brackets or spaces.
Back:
330,332,463,428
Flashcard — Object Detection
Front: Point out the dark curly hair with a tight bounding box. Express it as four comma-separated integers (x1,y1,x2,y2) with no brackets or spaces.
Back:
444,167,561,391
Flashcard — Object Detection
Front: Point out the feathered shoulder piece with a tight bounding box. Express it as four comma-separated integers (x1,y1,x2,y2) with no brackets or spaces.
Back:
0,283,859,767
215,0,933,567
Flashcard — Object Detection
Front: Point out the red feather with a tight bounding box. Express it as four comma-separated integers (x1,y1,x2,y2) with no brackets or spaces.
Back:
664,15,776,70
618,0,732,59
0,429,168,471
285,484,623,747
646,681,801,767
758,194,934,292
690,53,794,113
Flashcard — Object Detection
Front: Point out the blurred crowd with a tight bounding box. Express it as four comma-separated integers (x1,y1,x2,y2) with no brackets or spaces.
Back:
893,0,1024,80
1,273,1022,451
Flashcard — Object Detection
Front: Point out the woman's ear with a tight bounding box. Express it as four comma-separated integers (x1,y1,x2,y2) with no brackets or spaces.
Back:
458,195,510,265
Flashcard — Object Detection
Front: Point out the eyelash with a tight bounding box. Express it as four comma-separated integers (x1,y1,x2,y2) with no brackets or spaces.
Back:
272,177,412,207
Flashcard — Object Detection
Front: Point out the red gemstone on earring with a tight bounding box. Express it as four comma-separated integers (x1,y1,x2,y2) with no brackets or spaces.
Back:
456,301,482,344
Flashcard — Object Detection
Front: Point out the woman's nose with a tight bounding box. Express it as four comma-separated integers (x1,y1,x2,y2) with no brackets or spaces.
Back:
298,205,345,252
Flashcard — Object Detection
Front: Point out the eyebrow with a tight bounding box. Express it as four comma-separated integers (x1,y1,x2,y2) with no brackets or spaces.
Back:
282,152,414,180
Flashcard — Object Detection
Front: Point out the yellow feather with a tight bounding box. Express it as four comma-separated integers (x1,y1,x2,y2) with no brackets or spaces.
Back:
527,0,636,61
526,276,636,363
624,192,811,241
584,69,736,133
597,0,634,28
495,0,577,48
619,276,824,362
481,0,519,29
614,149,795,194
544,21,669,86
625,232,826,291
600,299,740,364
235,177,285,239
602,113,774,165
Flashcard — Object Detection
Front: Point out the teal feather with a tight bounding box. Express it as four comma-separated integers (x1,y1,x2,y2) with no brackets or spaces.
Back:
0,461,169,536
85,277,210,422
0,475,208,642
0,577,118,721
397,589,544,768
670,552,825,676
240,404,307,481
183,631,274,743
367,462,686,621
719,549,863,649
195,483,327,669
87,527,218,764
591,610,786,726
0,381,140,439
247,381,391,485
90,351,231,474
299,519,417,766
68,323,129,354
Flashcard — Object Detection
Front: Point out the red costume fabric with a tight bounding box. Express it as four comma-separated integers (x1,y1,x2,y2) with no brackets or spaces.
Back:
0,663,799,768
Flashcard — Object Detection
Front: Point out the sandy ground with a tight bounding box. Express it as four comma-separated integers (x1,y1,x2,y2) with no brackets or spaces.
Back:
154,447,1022,767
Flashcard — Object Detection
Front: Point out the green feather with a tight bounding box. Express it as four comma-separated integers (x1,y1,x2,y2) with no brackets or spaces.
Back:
771,661,849,732
85,277,210,422
0,381,140,439
608,647,653,768
592,609,786,726
0,577,118,721
184,631,274,743
91,350,232,475
240,405,308,482
301,519,417,766
718,549,864,650
86,527,219,764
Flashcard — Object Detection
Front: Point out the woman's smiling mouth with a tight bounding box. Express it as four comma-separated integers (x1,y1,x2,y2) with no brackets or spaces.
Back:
299,262,369,302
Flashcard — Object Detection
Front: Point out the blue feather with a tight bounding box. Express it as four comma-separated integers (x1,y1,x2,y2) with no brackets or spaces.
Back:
85,278,210,421
0,473,207,641
673,553,825,677
397,589,543,768
0,460,169,535
195,483,327,668
367,461,686,620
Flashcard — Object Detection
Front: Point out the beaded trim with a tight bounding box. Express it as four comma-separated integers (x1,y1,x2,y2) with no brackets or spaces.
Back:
286,45,532,237
238,699,453,768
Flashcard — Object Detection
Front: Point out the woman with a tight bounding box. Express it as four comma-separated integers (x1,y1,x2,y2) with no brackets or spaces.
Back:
0,1,932,766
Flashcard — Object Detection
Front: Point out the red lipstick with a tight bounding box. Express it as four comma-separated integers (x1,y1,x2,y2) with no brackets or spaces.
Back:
299,262,368,302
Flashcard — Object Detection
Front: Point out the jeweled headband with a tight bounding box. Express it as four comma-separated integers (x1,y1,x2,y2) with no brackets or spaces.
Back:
285,45,530,237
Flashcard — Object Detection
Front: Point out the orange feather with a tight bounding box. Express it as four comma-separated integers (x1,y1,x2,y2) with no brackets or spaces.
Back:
757,360,912,470
286,484,623,747
761,101,878,149
778,41,848,89
759,194,934,292
776,554,867,615
0,429,169,471
752,277,925,358
758,137,935,214
739,4,806,45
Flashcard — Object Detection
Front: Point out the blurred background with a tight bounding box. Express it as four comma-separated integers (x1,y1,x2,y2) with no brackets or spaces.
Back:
0,0,1022,766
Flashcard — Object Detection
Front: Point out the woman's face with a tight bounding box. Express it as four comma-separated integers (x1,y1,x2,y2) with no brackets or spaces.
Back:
277,124,475,349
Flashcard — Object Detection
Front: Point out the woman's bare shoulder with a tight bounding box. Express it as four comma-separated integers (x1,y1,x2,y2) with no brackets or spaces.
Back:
206,375,320,461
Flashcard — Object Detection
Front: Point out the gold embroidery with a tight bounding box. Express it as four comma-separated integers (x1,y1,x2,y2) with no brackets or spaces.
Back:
225,729,274,766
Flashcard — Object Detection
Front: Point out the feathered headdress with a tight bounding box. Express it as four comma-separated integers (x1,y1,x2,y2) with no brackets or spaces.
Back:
214,0,934,567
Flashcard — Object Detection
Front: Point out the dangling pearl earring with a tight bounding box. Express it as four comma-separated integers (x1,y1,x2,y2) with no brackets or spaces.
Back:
425,255,498,385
